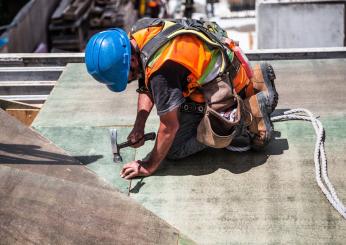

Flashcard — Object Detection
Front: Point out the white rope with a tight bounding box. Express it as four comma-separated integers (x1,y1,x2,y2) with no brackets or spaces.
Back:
226,108,346,218
271,108,346,219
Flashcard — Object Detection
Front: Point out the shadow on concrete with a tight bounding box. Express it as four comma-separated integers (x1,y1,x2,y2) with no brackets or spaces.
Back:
0,143,103,165
130,177,146,194
154,131,289,177
271,108,290,117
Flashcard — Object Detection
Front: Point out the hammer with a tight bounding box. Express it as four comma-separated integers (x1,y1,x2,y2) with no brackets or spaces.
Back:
110,128,156,163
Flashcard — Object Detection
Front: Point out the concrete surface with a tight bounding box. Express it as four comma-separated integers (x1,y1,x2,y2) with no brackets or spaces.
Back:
35,126,134,193
257,1,345,49
0,109,194,245
32,61,346,244
32,64,158,127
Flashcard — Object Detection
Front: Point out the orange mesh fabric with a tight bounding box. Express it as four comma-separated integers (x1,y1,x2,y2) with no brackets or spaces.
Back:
145,34,212,86
131,26,163,50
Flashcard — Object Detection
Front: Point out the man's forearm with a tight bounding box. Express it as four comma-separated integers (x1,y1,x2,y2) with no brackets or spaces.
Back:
146,118,179,173
134,92,154,128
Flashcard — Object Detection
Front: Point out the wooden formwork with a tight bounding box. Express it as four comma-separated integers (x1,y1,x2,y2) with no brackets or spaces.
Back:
0,99,40,125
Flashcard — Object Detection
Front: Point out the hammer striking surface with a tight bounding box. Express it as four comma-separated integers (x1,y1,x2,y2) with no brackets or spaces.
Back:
110,128,156,163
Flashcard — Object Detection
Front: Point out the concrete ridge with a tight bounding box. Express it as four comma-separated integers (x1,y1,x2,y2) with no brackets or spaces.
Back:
0,165,195,245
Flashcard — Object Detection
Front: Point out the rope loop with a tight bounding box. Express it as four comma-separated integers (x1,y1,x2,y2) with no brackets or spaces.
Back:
271,109,346,219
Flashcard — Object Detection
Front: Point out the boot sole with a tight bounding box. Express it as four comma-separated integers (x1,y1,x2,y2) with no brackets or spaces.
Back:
260,62,279,114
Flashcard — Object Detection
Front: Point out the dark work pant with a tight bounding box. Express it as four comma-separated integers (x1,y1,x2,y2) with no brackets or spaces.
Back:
166,111,208,160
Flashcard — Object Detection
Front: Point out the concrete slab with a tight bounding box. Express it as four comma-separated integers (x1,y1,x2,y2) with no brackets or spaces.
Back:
35,126,134,193
32,59,346,244
32,63,158,192
130,59,346,243
131,121,346,244
0,109,194,244
269,59,346,116
33,63,158,128
0,165,193,245
0,109,107,188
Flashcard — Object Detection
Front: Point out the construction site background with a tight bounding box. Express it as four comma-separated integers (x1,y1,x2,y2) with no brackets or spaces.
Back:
1,0,345,54
0,1,346,243
0,0,258,53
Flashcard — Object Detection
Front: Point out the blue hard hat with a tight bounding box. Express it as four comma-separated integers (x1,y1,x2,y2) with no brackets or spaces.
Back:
85,28,131,92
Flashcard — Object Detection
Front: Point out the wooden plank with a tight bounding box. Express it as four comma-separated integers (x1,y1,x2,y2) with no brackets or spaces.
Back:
0,98,40,110
6,109,39,126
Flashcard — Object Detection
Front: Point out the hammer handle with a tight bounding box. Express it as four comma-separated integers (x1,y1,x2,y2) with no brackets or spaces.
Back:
118,132,156,149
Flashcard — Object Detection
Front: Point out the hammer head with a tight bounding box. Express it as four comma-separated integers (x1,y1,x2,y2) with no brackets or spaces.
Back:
110,128,122,163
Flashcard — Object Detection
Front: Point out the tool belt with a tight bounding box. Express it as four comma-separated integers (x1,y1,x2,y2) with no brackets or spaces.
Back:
180,101,205,114
196,73,244,148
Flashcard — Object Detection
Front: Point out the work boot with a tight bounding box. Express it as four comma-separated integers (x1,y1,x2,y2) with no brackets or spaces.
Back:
243,91,273,149
251,62,278,113
226,132,251,152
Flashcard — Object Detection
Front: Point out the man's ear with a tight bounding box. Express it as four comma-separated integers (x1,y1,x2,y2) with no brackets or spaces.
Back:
130,38,140,54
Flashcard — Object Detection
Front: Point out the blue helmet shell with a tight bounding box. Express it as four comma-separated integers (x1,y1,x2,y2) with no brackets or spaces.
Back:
85,28,131,92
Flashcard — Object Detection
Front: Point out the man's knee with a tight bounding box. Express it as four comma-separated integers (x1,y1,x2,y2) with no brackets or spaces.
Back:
166,146,185,160
166,152,183,161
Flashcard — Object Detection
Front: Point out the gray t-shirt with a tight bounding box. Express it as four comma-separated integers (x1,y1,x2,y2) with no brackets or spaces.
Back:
148,61,190,115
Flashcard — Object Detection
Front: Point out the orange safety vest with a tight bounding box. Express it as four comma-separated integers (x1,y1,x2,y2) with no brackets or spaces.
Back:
131,20,253,103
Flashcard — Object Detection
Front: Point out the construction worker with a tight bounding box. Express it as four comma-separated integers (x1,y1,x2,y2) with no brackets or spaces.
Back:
85,18,278,179
146,0,161,18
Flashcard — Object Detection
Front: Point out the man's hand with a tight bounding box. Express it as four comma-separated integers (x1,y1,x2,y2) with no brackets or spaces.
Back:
122,108,180,179
127,127,145,148
120,160,152,179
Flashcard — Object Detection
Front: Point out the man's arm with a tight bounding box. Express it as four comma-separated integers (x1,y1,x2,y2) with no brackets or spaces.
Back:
146,107,180,171
120,108,180,179
128,92,154,147
121,61,188,179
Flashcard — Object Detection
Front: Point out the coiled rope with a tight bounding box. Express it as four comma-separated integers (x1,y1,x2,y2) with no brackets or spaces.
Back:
227,108,346,219
271,108,346,219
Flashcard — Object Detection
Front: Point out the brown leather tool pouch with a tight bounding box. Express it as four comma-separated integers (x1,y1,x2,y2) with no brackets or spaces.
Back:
197,75,243,148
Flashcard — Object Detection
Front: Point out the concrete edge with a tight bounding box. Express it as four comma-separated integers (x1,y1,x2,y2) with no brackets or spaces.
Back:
1,47,346,66
246,47,346,60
